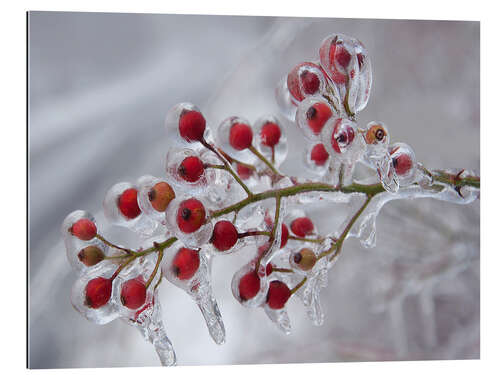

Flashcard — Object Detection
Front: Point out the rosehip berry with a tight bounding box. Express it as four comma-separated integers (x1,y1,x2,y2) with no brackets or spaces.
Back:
148,181,175,212
364,123,387,145
238,271,261,301
266,280,291,310
310,143,329,166
229,123,253,150
334,44,352,69
291,217,314,238
287,62,322,101
178,156,204,182
70,218,97,241
331,119,355,154
178,109,206,142
330,71,347,85
176,198,206,233
260,122,281,148
306,102,332,135
78,245,105,267
120,277,147,310
85,277,112,309
293,248,317,271
280,224,289,248
172,247,200,280
237,163,254,180
211,220,239,251
118,188,141,219
266,263,274,276
392,152,413,176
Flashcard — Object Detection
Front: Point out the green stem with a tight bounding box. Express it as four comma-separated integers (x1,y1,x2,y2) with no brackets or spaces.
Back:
145,249,164,289
288,235,324,244
96,234,134,255
290,277,307,295
249,145,281,176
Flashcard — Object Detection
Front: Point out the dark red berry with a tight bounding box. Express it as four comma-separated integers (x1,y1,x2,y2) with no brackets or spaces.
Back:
70,218,97,241
310,143,329,166
266,263,274,276
176,198,206,233
291,217,314,238
211,220,239,251
306,102,332,135
85,277,112,309
331,120,355,154
287,62,322,101
178,156,204,182
78,245,104,267
260,122,281,148
280,224,289,248
179,110,206,142
121,277,147,310
148,181,175,212
237,163,254,180
229,123,253,150
330,71,347,85
392,153,413,176
118,188,141,219
266,280,291,310
238,271,261,301
334,45,352,69
172,247,200,280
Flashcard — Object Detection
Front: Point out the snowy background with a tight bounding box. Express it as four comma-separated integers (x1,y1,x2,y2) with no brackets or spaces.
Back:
28,12,479,368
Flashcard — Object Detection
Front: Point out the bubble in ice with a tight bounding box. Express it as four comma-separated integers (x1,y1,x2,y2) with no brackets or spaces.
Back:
253,115,288,167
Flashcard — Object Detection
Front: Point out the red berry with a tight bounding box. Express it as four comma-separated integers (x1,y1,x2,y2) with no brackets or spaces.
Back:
85,277,112,309
266,280,291,310
334,45,352,69
280,224,289,248
172,247,200,280
237,163,254,180
238,271,261,301
121,277,147,310
78,245,104,266
291,217,314,238
178,156,204,182
392,153,413,176
331,119,355,154
306,102,332,135
178,110,206,142
310,143,329,166
176,198,206,233
229,123,253,150
330,71,347,85
118,188,141,219
148,181,175,212
70,218,97,241
260,122,281,148
211,220,239,251
287,62,322,101
266,263,274,276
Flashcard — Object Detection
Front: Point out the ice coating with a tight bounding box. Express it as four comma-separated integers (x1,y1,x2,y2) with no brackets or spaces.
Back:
253,115,288,167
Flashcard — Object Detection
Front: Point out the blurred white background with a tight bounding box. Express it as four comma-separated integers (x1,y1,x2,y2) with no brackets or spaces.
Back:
28,12,479,368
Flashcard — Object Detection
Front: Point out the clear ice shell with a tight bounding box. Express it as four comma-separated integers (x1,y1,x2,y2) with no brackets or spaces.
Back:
124,296,177,366
275,76,298,121
162,245,226,344
295,96,333,141
285,208,318,239
388,142,417,186
215,116,257,164
71,267,120,325
264,304,292,335
253,114,288,167
137,175,174,222
303,142,330,176
164,102,207,149
164,195,213,248
231,260,269,308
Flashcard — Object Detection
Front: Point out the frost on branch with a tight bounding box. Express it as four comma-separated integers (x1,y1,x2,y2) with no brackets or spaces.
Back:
62,33,479,365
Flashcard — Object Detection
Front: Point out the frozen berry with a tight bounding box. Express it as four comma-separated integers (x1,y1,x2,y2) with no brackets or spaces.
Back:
148,181,175,212
237,163,254,180
260,122,281,148
178,110,206,142
229,123,253,150
238,271,261,301
293,248,317,271
266,280,291,310
306,102,332,135
118,188,141,219
78,245,105,267
330,71,347,85
364,123,387,145
176,198,206,233
331,119,355,154
178,156,204,182
310,143,329,166
211,220,238,251
291,217,314,238
392,152,413,176
280,224,289,248
266,263,274,276
258,242,271,257
70,218,97,241
287,62,322,101
85,277,112,309
121,277,147,310
172,247,200,280
334,45,352,69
